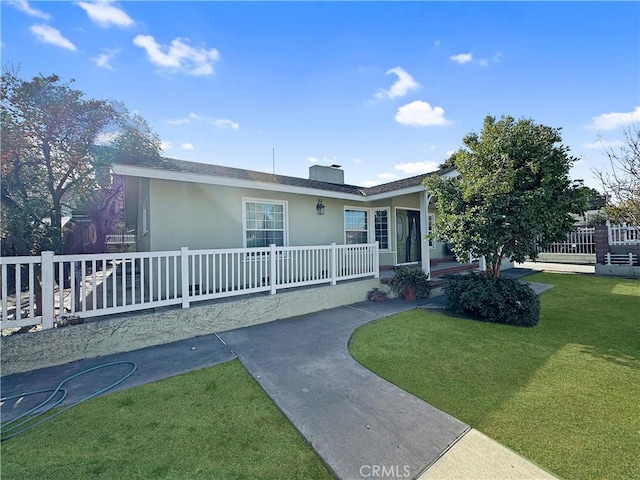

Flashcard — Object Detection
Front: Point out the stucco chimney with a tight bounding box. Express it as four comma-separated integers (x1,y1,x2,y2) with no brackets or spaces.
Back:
309,164,344,185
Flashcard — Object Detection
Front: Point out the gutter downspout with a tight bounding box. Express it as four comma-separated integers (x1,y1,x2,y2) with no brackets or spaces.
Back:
420,192,432,277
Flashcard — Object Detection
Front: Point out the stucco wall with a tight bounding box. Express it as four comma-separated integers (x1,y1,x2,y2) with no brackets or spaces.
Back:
1,278,381,376
142,178,446,266
148,179,347,251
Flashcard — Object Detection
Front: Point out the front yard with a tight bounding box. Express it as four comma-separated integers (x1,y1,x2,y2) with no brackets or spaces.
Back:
350,272,640,480
1,360,333,480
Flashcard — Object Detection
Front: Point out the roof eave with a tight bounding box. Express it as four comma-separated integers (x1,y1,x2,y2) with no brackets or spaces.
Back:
112,164,367,202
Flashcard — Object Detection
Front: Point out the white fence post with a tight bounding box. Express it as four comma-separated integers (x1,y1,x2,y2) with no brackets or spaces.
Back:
269,244,277,295
606,252,611,265
479,255,487,272
181,247,190,309
606,220,612,245
373,242,380,279
41,251,55,329
629,253,634,265
330,243,337,285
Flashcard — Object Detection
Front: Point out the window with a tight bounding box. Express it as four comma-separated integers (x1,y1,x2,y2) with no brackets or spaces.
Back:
345,209,368,244
244,200,287,248
374,209,389,250
345,207,390,249
428,213,436,248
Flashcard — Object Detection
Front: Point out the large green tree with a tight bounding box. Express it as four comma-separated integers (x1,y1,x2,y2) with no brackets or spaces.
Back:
1,72,161,255
424,115,587,277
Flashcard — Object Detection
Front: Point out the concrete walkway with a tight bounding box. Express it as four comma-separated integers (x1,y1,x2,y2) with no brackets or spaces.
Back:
2,290,557,480
515,261,595,274
220,299,557,480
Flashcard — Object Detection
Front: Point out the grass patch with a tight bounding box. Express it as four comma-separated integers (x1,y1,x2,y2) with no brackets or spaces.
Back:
1,360,334,480
349,273,640,480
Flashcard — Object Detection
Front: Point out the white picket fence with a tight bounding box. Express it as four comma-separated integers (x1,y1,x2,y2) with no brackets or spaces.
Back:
1,243,379,332
607,221,640,245
535,228,596,264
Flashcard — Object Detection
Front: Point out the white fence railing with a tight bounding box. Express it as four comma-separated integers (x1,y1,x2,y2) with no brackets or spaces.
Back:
1,243,379,331
534,228,596,264
605,252,638,266
537,228,595,254
105,234,136,245
607,221,640,245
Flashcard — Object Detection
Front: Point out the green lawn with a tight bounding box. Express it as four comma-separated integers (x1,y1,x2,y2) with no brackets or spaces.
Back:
349,273,640,480
1,360,333,480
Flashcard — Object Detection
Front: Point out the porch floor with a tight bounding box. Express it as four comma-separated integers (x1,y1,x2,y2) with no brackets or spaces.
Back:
380,260,480,284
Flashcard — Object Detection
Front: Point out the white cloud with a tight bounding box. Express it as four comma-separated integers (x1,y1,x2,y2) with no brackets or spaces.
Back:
446,150,455,157
451,51,501,66
167,117,190,125
395,100,450,127
394,161,440,175
133,35,220,76
160,141,172,151
353,158,363,165
588,107,640,131
10,0,50,20
215,118,239,130
189,112,203,120
374,67,420,100
77,0,134,28
361,180,379,187
377,172,398,180
307,156,320,163
583,139,625,149
181,143,195,150
92,49,119,70
434,40,441,48
450,53,473,64
29,25,76,51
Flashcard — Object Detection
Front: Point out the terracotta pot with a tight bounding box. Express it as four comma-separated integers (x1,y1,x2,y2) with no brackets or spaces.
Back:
403,287,417,302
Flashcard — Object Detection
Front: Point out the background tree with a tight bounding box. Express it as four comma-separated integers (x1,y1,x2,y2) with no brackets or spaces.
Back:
593,123,640,225
424,115,587,277
1,72,118,254
1,106,52,256
1,72,162,255
76,113,162,253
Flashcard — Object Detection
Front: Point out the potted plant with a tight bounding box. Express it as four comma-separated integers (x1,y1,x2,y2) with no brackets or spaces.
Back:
367,287,388,302
388,267,431,301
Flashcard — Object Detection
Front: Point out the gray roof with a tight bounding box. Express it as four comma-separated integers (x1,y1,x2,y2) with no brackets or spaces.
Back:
114,156,455,196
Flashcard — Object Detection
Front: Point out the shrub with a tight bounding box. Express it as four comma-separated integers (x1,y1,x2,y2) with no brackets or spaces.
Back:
367,288,388,302
443,272,540,327
388,267,431,299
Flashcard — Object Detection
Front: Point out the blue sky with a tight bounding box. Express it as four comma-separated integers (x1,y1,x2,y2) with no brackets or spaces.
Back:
2,1,639,189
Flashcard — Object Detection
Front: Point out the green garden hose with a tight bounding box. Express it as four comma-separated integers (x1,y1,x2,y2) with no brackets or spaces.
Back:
1,361,137,441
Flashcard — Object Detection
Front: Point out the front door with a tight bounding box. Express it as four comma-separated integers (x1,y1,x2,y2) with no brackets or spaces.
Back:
396,209,421,264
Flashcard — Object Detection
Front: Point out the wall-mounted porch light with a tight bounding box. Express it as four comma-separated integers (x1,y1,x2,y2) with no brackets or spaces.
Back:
316,199,325,215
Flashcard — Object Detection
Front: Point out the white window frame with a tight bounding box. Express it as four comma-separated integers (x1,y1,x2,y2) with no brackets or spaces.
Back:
373,207,391,252
344,207,369,245
242,198,289,249
428,212,436,249
343,206,391,252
